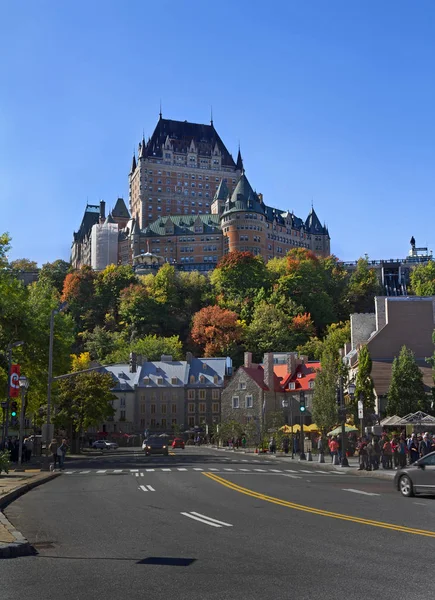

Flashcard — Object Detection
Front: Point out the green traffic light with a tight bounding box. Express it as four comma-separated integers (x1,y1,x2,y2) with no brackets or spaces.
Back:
11,411,17,417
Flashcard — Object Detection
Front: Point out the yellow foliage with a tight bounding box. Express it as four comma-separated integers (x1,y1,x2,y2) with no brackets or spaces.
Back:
71,352,91,372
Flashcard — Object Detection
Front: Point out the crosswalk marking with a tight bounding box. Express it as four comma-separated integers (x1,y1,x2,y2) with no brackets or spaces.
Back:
270,469,282,473
113,469,123,473
130,469,139,472
96,470,106,474
224,468,235,471
146,469,155,472
177,468,188,471
193,468,203,471
63,466,348,477
254,469,266,472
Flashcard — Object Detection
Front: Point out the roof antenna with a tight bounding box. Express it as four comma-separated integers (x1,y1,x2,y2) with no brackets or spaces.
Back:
159,100,162,119
210,105,213,126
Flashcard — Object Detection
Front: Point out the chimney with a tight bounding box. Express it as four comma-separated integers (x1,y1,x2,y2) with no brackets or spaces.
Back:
186,352,193,364
99,200,106,223
263,353,275,391
244,352,252,368
287,352,297,377
129,352,137,373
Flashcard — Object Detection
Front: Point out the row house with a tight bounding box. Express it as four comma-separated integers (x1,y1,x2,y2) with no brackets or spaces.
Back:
94,353,232,435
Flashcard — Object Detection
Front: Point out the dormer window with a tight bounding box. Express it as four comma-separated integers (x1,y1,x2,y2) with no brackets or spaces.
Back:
289,382,296,390
202,363,207,370
157,377,164,385
200,375,205,384
190,375,195,384
171,377,178,385
309,381,315,389
143,377,150,385
297,373,302,379
213,375,219,384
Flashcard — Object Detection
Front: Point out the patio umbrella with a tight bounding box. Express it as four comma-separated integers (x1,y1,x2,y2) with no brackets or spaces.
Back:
327,425,358,436
305,423,320,432
279,425,292,434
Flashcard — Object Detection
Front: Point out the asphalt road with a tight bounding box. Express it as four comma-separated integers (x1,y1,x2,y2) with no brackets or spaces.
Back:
3,446,434,600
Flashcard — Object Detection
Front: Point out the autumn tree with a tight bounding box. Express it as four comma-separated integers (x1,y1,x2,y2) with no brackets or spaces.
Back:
38,259,71,293
346,257,382,314
61,266,98,331
386,346,428,416
410,262,435,296
352,345,376,423
191,305,243,357
9,258,38,271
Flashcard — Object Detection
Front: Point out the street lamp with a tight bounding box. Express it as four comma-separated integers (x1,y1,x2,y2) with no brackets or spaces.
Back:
299,391,306,461
17,375,29,466
4,341,24,442
282,398,294,459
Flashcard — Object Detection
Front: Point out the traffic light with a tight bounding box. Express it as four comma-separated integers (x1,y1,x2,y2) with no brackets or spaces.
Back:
336,388,341,407
299,394,306,413
10,401,18,418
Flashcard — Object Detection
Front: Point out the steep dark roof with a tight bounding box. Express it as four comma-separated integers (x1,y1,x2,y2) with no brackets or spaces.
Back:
131,154,136,173
236,148,243,171
106,213,115,224
73,204,100,242
112,198,130,219
221,172,265,216
305,208,324,234
143,118,236,168
214,179,229,201
140,214,221,237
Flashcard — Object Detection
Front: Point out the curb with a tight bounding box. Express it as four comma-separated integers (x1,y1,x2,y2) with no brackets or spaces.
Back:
0,471,60,559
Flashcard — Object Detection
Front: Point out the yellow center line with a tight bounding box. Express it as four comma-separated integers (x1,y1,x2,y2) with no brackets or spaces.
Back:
203,472,435,538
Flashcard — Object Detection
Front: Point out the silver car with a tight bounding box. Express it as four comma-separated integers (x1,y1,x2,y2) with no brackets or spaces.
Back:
394,451,435,497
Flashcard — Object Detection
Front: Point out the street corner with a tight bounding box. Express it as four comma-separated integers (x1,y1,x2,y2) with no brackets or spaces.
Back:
0,470,61,511
0,510,35,559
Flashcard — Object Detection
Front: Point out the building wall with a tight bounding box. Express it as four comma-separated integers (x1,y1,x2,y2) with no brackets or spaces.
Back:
350,313,377,350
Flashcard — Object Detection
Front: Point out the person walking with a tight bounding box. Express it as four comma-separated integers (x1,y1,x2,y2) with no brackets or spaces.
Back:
419,434,432,457
382,439,393,469
282,436,289,455
57,439,68,470
397,437,408,468
269,437,276,454
49,438,59,470
391,436,399,469
329,436,339,463
408,434,419,464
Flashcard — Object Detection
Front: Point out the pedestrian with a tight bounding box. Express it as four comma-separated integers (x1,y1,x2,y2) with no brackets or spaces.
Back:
283,436,289,454
382,439,393,469
57,438,68,470
408,434,419,464
398,437,407,468
25,437,33,463
329,436,339,463
317,435,324,456
366,439,374,470
419,434,432,457
269,437,276,454
49,438,59,470
391,436,399,469
358,439,368,470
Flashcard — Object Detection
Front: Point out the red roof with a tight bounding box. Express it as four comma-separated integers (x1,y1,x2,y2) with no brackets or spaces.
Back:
285,362,321,392
240,362,320,392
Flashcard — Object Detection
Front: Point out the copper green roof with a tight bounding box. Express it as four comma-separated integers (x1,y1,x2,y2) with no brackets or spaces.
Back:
140,214,221,237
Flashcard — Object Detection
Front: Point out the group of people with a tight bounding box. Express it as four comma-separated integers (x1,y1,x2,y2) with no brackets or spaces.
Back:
1,437,34,462
356,432,435,470
48,438,69,470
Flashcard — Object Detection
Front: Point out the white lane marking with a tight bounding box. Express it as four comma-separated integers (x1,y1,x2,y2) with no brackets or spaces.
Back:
334,471,346,474
270,469,282,473
139,485,148,492
241,459,248,462
254,469,266,472
139,485,155,492
130,469,139,472
113,469,123,473
146,469,155,472
177,468,188,471
414,502,428,506
80,471,90,474
193,468,203,471
134,473,139,477
285,469,298,473
315,471,331,474
208,468,219,471
140,473,144,477
147,485,155,491
64,471,74,474
96,470,106,474
299,470,313,473
224,468,235,471
284,474,302,479
181,512,221,528
342,488,380,497
190,512,233,527
161,468,171,472
239,468,251,472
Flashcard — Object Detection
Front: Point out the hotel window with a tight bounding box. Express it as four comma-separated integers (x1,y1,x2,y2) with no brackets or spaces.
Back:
151,404,156,414
212,403,219,413
172,404,177,413
212,389,219,400
188,416,195,427
172,418,177,425
199,403,206,413
198,389,206,400
199,375,205,383
150,418,156,427
188,403,195,413
171,377,177,384
161,418,167,428
161,404,167,414
190,375,195,384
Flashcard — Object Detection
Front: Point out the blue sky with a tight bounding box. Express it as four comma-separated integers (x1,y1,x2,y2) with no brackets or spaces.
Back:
1,0,434,265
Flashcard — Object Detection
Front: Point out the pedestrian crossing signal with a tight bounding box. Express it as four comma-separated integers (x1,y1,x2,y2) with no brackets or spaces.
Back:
10,401,18,418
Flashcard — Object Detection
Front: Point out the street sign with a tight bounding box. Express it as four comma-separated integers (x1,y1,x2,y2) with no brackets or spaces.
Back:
1,402,7,409
358,400,364,419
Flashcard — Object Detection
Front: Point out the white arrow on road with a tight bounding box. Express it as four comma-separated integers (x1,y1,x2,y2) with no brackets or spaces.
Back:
181,512,233,528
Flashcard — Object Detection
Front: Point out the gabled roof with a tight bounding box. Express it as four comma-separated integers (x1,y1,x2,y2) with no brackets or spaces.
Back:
214,179,229,201
73,204,100,243
285,362,321,391
138,361,189,387
140,214,220,237
239,365,285,392
143,118,236,168
188,357,228,385
112,198,130,219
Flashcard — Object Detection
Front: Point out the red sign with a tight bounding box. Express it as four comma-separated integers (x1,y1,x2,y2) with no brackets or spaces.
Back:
10,364,20,397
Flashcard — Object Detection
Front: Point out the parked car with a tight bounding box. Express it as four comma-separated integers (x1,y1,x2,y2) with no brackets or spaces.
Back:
172,438,185,449
142,436,169,456
394,451,435,497
92,440,118,450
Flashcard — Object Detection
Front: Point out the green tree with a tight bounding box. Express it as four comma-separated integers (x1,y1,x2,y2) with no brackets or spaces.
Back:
38,259,71,293
244,301,314,361
106,334,183,364
311,351,339,432
61,266,98,331
352,345,375,422
118,283,160,338
9,258,38,271
410,262,435,296
82,326,123,362
346,257,382,314
94,264,138,321
386,346,428,416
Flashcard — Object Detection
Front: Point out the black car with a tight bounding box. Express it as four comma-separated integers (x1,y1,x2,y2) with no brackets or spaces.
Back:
143,436,169,456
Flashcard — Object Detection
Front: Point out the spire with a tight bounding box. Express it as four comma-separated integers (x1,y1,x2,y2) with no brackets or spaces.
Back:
106,212,115,224
210,105,213,126
132,218,140,235
131,153,137,173
159,99,162,120
236,144,243,171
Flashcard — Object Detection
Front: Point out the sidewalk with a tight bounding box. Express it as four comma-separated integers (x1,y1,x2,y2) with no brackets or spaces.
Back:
0,470,60,558
212,446,396,480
